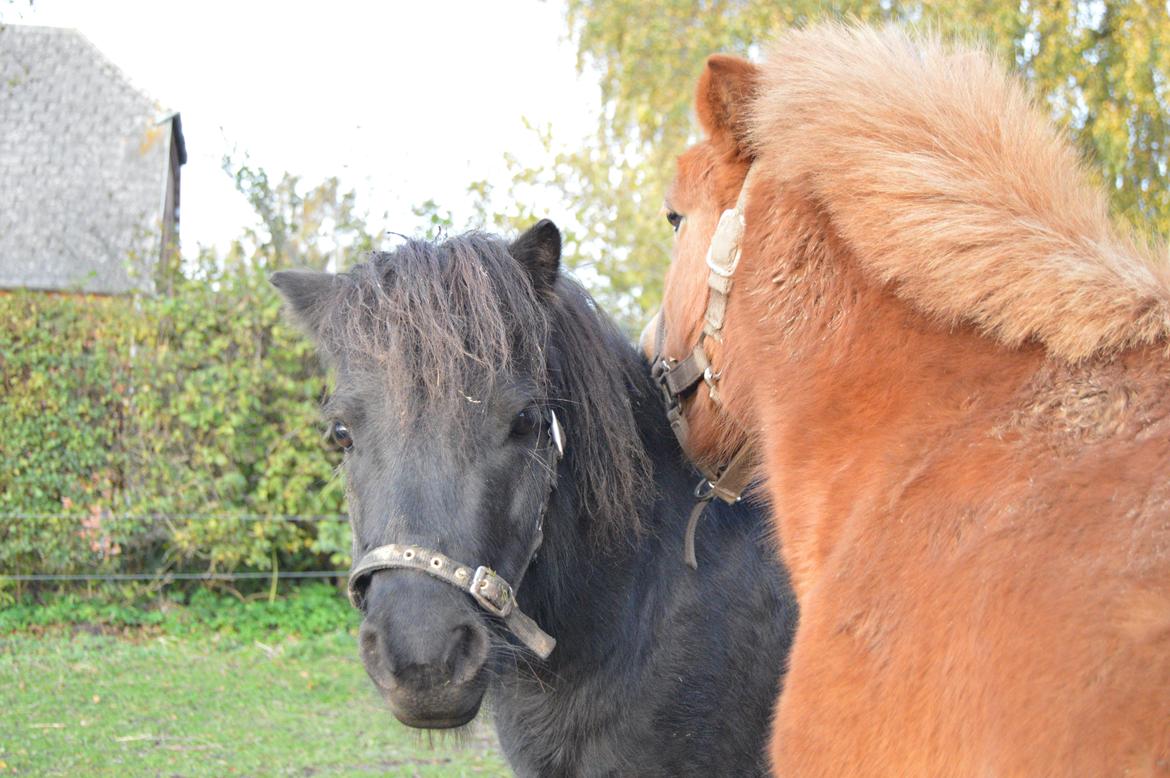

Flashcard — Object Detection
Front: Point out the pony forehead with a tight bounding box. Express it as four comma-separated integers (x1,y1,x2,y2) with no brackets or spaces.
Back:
316,233,551,417
670,144,714,204
672,140,751,214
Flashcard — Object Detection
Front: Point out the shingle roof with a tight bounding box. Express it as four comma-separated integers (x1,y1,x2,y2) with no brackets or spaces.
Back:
0,25,184,294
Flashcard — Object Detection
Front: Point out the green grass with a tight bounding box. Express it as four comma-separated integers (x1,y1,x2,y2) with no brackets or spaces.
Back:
0,630,510,777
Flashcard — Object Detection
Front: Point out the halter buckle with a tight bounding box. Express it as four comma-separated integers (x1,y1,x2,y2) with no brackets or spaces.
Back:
469,566,515,618
703,365,724,403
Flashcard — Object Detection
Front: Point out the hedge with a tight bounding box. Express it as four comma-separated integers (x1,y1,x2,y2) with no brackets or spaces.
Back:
0,255,348,582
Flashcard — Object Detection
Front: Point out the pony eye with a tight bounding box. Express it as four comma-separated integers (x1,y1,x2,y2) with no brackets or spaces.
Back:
331,421,353,451
510,407,540,438
666,210,684,232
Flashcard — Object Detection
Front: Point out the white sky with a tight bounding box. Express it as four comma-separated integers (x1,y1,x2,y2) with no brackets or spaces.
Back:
5,0,596,259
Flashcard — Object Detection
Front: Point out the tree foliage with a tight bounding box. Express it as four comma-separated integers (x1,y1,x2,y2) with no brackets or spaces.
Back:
519,0,1170,330
225,157,376,272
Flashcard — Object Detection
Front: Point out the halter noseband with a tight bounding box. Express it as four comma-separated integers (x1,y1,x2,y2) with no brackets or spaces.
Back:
652,169,757,569
347,411,565,660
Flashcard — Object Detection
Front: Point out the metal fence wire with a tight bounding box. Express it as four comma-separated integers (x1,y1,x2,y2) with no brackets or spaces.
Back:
0,514,351,522
0,514,352,583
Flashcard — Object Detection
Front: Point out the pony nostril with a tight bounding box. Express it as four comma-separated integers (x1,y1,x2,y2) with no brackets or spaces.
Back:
359,622,397,679
444,624,488,685
359,625,377,657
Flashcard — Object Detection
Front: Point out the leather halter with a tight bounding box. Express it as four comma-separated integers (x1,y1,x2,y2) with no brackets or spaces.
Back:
652,170,757,569
347,411,565,660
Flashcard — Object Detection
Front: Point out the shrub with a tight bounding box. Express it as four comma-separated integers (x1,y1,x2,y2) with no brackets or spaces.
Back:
0,255,349,580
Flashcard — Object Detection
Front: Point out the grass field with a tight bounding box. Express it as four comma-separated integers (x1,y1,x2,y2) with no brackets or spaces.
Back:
0,629,510,777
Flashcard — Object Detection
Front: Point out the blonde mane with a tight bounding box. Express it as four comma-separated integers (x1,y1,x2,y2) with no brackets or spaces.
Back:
748,24,1170,362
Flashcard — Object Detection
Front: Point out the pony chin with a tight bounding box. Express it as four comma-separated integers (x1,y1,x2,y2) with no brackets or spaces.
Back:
385,694,484,731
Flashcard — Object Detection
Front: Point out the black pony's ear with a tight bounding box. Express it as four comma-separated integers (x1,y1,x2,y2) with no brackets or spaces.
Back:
510,219,561,298
270,269,336,338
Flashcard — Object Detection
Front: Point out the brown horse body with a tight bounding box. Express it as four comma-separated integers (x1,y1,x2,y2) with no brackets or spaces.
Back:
655,25,1170,776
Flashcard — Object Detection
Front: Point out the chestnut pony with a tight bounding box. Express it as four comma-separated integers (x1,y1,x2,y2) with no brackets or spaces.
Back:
650,25,1170,776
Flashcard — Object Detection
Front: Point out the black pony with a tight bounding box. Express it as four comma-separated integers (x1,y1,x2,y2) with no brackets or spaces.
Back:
272,221,796,776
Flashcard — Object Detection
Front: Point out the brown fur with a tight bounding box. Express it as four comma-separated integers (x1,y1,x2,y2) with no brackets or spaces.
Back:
655,24,1170,776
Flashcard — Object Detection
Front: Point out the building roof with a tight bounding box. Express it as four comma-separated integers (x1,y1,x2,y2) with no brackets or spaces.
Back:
0,25,186,294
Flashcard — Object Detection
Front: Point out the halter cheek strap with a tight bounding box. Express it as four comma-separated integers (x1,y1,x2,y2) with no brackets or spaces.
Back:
653,169,758,569
346,411,565,660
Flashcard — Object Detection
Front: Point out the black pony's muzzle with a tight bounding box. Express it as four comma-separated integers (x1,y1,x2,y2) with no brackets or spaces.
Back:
358,570,490,729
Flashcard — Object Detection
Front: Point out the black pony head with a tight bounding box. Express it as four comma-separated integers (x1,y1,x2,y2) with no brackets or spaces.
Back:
272,221,650,728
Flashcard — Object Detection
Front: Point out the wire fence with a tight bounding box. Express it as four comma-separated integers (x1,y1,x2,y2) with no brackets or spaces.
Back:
0,514,352,585
0,513,350,522
2,571,349,582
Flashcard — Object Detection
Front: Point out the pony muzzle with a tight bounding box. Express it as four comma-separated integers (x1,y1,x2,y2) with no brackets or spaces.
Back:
357,571,490,730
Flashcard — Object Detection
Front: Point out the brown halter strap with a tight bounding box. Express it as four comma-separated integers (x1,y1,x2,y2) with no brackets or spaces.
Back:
347,411,565,660
348,543,556,659
652,169,757,569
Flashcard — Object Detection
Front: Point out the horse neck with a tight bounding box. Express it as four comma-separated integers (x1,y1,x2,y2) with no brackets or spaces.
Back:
726,192,1044,595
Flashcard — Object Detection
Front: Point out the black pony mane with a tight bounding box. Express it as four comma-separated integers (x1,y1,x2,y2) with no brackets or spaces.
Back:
312,232,652,544
544,272,655,542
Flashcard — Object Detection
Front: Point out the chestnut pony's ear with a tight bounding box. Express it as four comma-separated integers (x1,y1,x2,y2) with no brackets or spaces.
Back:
695,54,760,152
270,269,336,339
510,219,561,298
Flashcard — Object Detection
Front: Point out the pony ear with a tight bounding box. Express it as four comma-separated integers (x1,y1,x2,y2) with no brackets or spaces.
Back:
510,219,561,297
695,54,760,152
270,269,336,338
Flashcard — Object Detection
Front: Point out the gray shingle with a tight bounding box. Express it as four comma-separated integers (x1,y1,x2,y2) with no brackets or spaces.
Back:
0,25,184,295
